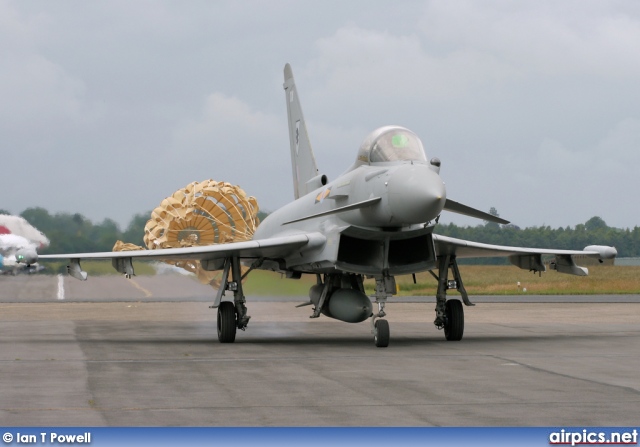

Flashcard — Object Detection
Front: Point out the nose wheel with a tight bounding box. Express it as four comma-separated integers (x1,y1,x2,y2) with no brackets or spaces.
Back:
371,276,394,348
373,319,390,347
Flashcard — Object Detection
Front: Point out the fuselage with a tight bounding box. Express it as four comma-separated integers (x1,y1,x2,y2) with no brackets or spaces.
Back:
253,126,445,276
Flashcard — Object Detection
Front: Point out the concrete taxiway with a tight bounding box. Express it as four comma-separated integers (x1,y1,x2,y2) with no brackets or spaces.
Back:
1,274,639,426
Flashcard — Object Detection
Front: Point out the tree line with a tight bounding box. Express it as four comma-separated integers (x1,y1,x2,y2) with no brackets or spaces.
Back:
437,215,639,263
6,207,638,260
14,207,150,254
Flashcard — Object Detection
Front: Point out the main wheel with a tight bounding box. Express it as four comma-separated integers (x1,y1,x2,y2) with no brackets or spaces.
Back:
217,301,237,343
374,319,390,348
444,299,464,341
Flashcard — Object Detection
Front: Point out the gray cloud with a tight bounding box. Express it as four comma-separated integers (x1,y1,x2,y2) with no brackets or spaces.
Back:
2,0,638,230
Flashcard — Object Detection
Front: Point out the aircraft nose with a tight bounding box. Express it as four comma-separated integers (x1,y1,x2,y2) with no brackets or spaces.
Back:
387,164,446,225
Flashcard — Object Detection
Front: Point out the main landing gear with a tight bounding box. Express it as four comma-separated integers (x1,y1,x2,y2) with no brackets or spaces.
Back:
217,301,237,343
211,257,252,343
430,255,472,341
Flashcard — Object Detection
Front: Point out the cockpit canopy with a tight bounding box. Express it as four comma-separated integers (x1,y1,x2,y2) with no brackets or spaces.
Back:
356,126,427,165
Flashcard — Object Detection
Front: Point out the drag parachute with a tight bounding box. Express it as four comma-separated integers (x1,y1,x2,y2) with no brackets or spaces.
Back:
115,180,260,287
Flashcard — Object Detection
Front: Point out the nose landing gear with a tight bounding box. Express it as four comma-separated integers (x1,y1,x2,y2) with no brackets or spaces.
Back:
370,275,395,347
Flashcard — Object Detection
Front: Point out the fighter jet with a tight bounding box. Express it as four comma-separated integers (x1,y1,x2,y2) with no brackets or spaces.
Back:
38,64,617,347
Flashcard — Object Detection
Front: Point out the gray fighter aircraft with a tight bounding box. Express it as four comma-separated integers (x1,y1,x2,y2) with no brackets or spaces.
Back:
37,64,617,347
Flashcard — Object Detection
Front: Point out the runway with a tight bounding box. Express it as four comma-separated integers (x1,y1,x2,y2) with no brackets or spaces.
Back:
1,274,639,426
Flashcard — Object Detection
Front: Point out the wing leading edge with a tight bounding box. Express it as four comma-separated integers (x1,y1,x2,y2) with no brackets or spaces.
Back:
38,232,326,280
433,234,617,276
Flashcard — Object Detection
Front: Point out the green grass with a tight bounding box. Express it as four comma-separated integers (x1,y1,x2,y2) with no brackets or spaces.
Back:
246,265,640,296
243,270,317,295
388,265,640,296
39,260,640,295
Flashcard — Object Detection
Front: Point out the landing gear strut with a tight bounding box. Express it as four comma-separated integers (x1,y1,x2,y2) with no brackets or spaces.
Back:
431,255,472,341
211,257,251,343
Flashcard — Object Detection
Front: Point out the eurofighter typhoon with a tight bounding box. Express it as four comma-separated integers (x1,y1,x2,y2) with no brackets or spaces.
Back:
36,64,617,347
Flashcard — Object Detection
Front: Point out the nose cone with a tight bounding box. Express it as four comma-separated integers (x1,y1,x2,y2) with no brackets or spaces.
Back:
387,164,446,224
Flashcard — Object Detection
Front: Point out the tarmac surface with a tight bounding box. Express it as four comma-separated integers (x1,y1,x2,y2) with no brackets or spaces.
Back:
1,274,639,426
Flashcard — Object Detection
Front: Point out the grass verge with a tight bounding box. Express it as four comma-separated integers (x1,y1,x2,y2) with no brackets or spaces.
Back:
39,262,640,296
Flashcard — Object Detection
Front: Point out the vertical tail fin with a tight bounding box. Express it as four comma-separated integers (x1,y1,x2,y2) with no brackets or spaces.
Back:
283,63,319,199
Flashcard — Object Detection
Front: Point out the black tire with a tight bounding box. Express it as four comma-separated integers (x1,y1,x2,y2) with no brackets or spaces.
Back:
444,299,464,341
217,302,237,343
374,319,390,348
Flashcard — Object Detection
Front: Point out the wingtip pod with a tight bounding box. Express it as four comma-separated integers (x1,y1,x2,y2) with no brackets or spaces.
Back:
584,245,618,260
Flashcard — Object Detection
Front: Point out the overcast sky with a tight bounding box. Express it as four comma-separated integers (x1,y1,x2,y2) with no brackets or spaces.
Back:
2,0,639,231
